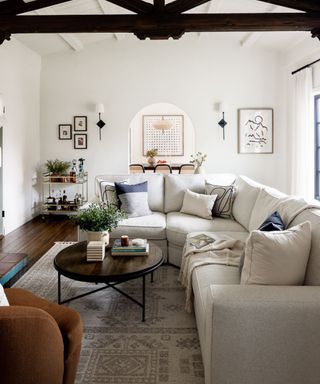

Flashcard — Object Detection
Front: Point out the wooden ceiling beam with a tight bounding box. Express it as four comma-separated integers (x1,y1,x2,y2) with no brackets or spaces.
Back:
257,0,320,12
0,0,71,15
165,0,211,14
154,0,165,14
104,0,153,14
0,13,319,35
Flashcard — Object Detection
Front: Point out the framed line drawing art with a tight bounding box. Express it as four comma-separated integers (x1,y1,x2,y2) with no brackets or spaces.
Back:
74,116,87,132
58,124,72,140
143,115,184,156
238,108,274,154
74,133,87,149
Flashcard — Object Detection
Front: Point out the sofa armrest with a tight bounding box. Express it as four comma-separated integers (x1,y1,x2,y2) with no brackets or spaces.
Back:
204,285,320,384
0,305,64,384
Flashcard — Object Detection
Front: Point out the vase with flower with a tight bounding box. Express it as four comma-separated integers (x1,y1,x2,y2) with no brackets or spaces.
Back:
190,152,207,174
146,148,158,166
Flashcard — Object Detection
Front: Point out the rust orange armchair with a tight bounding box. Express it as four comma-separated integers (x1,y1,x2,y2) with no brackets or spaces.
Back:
0,288,83,384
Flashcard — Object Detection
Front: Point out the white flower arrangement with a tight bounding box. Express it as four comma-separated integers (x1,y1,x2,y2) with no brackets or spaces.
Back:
190,152,207,167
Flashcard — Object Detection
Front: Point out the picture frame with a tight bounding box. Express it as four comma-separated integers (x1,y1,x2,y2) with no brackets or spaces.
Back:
142,115,184,156
74,116,87,132
74,133,87,149
238,108,274,154
58,124,72,140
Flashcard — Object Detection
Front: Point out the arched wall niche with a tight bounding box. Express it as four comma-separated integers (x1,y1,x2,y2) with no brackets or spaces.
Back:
129,102,195,165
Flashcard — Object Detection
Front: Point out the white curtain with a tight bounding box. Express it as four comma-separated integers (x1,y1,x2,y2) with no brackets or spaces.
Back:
290,68,314,200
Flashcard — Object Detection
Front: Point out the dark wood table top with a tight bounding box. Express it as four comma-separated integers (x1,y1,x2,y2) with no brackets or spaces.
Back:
54,241,163,284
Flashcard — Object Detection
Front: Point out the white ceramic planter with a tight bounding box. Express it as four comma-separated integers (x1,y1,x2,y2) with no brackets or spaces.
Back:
78,229,110,245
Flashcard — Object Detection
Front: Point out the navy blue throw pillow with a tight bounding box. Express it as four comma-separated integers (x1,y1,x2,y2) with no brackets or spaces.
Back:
258,211,285,231
114,181,152,217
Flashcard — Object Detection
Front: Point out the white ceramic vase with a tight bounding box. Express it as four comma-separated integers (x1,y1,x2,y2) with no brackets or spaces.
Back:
147,156,156,166
195,166,205,174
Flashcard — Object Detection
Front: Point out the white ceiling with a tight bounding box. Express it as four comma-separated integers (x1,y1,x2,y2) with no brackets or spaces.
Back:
14,0,311,56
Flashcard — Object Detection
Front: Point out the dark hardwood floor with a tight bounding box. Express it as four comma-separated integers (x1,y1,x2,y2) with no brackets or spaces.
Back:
0,215,77,285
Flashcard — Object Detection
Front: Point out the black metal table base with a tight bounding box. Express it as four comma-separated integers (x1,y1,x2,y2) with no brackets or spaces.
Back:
57,272,153,321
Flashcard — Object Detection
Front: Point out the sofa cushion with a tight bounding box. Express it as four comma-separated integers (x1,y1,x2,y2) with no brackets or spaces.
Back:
128,174,164,212
100,181,127,207
290,208,320,285
278,196,310,227
232,176,261,230
180,189,217,219
115,181,152,218
205,182,236,219
241,222,311,285
249,187,287,231
0,284,9,306
166,212,247,247
164,173,236,213
95,174,164,212
165,174,206,213
110,212,166,240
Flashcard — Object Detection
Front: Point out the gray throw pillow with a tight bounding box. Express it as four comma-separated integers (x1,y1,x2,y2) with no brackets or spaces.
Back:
205,182,237,219
114,181,152,218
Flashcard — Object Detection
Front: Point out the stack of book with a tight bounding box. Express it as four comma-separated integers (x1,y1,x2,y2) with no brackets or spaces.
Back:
111,239,149,256
87,241,105,262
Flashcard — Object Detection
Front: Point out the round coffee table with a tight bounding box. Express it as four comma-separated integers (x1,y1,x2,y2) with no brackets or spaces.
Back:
54,241,163,321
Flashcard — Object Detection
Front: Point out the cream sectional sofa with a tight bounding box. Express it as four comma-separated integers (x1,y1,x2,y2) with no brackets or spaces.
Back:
95,173,320,384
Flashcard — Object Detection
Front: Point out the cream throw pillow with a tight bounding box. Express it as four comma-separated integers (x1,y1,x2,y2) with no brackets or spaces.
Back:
241,221,311,285
0,284,9,306
180,189,217,219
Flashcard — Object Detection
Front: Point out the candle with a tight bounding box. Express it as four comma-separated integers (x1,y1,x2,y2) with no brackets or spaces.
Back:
121,235,129,247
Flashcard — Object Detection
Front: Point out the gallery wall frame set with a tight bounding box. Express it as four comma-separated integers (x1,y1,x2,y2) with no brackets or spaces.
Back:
74,134,87,149
58,124,72,140
74,116,87,132
58,116,88,149
238,108,274,154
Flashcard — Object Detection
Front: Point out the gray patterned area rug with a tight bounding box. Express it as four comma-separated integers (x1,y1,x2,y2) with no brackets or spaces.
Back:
13,242,204,384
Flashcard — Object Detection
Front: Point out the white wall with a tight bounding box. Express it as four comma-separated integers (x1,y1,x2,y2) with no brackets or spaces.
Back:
41,36,286,197
0,38,41,234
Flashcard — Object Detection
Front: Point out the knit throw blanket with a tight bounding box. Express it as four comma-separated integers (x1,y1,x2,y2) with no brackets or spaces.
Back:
179,233,244,313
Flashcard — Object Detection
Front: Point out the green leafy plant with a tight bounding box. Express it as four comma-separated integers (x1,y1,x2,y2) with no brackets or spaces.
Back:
146,148,158,158
45,159,71,175
71,202,127,232
190,152,207,167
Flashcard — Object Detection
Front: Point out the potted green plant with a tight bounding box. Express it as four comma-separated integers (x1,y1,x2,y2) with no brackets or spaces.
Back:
45,159,71,182
72,202,127,244
146,148,158,166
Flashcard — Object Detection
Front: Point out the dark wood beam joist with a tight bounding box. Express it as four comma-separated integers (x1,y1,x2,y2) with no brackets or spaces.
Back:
258,0,320,12
0,13,319,36
154,0,165,14
0,0,71,15
165,0,211,14
312,28,320,41
105,0,153,14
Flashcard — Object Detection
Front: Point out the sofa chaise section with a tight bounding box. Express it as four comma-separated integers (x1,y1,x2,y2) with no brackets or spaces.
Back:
190,175,320,384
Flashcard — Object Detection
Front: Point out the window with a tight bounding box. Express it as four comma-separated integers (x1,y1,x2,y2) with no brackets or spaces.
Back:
315,95,320,200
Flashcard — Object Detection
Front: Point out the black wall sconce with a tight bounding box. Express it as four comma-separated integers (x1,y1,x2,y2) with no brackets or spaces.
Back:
217,102,228,140
95,102,105,140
